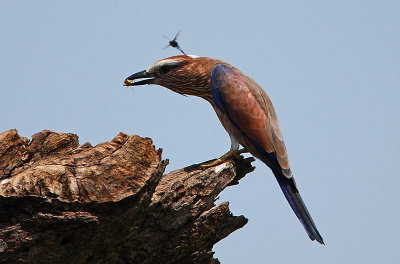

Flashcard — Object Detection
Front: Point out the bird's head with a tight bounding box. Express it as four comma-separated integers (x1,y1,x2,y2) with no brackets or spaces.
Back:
124,55,231,100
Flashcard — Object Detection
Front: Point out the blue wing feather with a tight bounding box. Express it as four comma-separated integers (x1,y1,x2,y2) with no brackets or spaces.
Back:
211,65,228,114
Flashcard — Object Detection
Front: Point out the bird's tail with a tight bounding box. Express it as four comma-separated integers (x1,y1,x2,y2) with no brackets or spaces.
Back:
274,171,324,244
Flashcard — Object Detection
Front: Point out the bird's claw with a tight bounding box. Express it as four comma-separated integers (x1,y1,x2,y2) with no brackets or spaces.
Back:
201,149,248,168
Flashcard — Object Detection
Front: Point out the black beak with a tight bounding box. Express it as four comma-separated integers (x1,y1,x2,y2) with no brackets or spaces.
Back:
124,70,156,86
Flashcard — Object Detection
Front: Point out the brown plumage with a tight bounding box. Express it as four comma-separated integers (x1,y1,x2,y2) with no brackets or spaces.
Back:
124,55,324,244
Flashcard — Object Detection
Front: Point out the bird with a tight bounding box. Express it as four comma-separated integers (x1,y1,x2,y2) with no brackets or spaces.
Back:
124,55,324,244
163,31,186,55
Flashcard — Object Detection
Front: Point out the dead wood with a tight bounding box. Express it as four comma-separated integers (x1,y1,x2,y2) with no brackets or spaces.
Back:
0,129,254,264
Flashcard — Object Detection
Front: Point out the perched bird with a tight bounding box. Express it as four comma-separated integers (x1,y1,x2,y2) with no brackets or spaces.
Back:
163,31,186,55
124,55,324,244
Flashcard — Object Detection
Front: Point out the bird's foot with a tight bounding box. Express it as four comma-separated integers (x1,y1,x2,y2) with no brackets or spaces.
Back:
201,149,248,168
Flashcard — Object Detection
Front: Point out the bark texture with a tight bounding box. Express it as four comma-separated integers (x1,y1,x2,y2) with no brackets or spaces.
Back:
0,129,255,264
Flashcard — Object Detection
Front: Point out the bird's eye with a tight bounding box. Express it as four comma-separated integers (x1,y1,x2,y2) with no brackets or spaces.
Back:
159,64,174,75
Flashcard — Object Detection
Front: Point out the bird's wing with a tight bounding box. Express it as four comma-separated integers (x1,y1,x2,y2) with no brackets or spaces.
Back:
211,64,291,178
211,64,324,244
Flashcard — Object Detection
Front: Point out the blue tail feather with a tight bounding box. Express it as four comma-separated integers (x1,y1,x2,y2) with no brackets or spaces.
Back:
252,139,324,244
274,171,324,244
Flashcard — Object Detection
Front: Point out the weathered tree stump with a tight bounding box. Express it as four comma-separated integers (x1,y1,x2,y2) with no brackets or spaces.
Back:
0,129,255,264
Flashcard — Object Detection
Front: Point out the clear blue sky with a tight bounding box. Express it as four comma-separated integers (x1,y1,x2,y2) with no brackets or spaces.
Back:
1,1,400,263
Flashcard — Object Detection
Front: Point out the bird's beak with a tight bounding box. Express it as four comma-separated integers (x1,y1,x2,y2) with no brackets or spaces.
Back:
124,70,156,86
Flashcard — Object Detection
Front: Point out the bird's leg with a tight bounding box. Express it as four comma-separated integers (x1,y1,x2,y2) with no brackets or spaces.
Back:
202,134,247,167
201,148,248,168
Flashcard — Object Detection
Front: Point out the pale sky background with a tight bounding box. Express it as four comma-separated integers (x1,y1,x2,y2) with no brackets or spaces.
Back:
1,1,400,263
